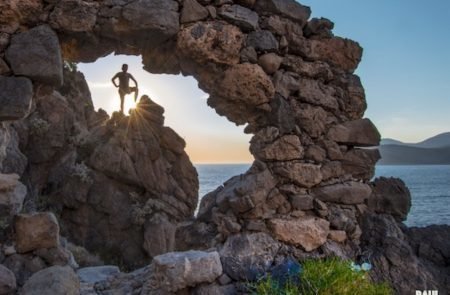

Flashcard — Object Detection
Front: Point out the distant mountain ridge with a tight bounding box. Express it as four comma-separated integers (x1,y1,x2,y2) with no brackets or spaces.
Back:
381,132,450,148
379,132,450,165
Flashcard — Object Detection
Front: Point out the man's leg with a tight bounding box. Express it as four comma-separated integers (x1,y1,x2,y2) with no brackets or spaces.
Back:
132,87,139,102
120,93,125,114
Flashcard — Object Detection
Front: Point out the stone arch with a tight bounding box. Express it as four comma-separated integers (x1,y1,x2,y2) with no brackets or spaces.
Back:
0,0,382,269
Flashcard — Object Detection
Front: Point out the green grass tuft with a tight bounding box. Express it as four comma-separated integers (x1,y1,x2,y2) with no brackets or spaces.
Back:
251,258,393,295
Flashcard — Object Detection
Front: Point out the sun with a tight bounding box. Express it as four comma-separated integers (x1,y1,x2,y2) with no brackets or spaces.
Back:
124,96,138,114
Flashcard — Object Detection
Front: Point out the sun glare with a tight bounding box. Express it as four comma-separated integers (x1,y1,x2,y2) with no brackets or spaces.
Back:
123,96,137,114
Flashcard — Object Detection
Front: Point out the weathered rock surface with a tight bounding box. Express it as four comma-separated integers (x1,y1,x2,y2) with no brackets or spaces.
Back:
219,233,280,281
143,214,176,258
268,217,330,251
369,177,411,221
0,264,16,295
361,214,448,294
250,129,303,161
0,174,26,218
0,77,33,121
15,212,60,254
49,0,98,32
273,162,322,188
254,0,311,26
246,30,278,52
0,0,444,293
311,182,372,204
21,266,80,295
2,254,47,287
327,118,381,147
177,22,244,66
407,225,450,270
147,251,222,292
5,25,63,87
12,70,199,268
258,53,283,74
181,0,209,24
77,265,120,284
218,5,259,32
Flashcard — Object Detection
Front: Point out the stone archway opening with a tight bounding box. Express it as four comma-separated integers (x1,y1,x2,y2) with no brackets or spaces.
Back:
77,53,254,166
1,0,381,273
77,53,254,217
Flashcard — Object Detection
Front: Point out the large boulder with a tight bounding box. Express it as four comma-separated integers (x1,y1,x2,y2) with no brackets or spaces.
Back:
21,266,79,295
177,22,244,66
143,214,176,258
327,118,381,147
49,0,98,32
250,128,303,161
208,63,275,124
0,264,16,295
5,25,63,87
369,177,411,221
147,250,223,292
295,37,363,73
0,76,33,121
15,212,60,253
268,217,330,251
360,214,445,294
219,233,280,281
407,225,450,267
120,0,180,45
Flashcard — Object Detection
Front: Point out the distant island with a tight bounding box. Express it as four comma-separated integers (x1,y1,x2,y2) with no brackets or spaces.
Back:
378,132,450,165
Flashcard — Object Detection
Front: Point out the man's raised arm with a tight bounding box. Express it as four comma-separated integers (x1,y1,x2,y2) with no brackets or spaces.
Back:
111,73,119,87
130,74,138,88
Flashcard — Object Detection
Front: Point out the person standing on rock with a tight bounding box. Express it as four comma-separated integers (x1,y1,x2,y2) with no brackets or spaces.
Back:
111,64,139,114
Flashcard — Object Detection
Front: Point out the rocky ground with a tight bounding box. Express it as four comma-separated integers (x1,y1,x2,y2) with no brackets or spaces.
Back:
0,0,449,294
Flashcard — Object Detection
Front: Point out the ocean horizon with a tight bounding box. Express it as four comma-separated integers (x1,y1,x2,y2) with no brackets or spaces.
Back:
194,163,450,228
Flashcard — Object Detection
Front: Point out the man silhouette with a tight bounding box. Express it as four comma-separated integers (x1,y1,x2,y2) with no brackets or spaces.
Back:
111,64,139,114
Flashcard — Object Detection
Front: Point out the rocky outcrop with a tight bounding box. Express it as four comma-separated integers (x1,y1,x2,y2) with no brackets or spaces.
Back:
0,0,447,293
360,214,449,294
21,266,79,295
5,25,63,87
369,177,411,221
15,213,60,254
0,264,16,295
268,217,330,251
0,174,26,220
0,77,33,121
146,250,222,293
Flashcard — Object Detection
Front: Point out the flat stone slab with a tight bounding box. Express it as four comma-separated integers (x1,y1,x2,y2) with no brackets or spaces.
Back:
77,266,120,284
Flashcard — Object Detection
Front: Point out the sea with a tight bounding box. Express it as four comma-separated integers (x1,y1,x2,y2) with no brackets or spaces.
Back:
194,164,450,227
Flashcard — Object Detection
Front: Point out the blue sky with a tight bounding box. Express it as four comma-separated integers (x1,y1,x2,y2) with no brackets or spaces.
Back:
301,0,450,142
79,0,450,163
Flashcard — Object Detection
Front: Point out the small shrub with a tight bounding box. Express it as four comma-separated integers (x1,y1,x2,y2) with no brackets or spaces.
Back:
71,162,93,184
64,61,78,72
251,258,393,295
29,117,50,136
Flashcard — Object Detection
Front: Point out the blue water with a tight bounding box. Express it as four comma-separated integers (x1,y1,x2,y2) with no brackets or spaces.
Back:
195,164,450,227
375,165,450,227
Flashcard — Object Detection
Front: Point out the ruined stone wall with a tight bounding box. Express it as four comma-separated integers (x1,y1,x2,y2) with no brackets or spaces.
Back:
0,0,448,292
